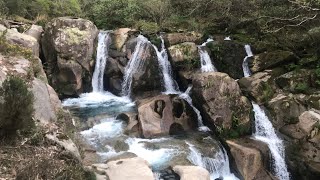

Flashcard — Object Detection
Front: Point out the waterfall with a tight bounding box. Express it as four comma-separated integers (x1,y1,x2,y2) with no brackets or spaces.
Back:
242,45,290,180
179,86,210,132
242,45,253,78
92,31,111,92
199,39,217,73
153,36,179,94
121,35,149,97
186,142,239,180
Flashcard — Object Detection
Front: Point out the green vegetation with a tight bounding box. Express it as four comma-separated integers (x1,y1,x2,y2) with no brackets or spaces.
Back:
295,82,309,93
0,76,34,137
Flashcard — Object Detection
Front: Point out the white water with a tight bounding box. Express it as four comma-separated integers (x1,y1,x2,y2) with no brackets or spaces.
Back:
199,39,217,73
121,35,149,97
242,44,254,77
153,36,179,94
80,118,124,145
224,36,231,41
186,142,238,180
92,32,111,92
243,45,290,180
125,138,178,170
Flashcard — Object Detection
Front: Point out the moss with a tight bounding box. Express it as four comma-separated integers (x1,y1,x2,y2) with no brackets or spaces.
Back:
294,82,309,93
63,27,89,45
135,20,160,34
259,82,274,103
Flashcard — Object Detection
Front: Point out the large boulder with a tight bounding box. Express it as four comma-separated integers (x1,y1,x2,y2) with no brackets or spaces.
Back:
249,50,297,73
137,94,198,138
191,72,253,137
0,24,39,57
227,138,273,180
168,42,200,71
92,157,154,180
207,41,247,79
41,17,99,97
238,70,275,104
163,32,202,46
173,166,210,180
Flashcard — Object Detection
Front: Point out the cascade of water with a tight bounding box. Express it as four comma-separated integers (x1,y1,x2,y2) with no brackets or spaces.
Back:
199,39,217,73
153,36,179,94
186,142,238,180
121,35,149,97
242,44,253,78
92,31,111,92
179,86,210,132
242,45,290,180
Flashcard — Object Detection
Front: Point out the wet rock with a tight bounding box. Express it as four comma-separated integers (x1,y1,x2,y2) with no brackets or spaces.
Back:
116,112,141,137
137,94,197,138
173,165,210,180
110,28,133,51
41,17,99,97
163,32,202,46
105,152,137,163
191,72,253,137
125,37,162,99
250,50,297,73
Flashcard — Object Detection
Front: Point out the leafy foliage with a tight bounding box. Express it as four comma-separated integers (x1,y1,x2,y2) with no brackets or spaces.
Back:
0,76,35,137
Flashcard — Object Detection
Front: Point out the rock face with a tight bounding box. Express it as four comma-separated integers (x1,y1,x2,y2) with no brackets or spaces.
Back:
32,78,57,125
164,32,202,46
227,138,273,180
137,94,197,138
41,17,99,97
92,157,154,180
249,50,297,73
207,41,247,79
0,24,39,57
191,72,253,137
173,166,210,180
168,42,200,71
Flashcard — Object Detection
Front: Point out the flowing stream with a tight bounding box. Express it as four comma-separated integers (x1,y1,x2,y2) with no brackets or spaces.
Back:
242,45,290,180
62,34,238,180
199,39,217,73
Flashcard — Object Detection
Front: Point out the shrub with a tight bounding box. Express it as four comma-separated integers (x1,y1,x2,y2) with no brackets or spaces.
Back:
0,76,35,137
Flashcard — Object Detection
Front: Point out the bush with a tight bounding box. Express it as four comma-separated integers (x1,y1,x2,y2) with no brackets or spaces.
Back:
0,76,35,137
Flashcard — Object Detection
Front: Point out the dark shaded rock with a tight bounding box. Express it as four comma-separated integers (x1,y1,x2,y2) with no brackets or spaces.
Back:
207,41,247,79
